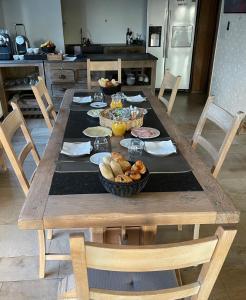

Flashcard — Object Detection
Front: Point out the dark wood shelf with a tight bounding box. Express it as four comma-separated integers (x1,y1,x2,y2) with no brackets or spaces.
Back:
5,84,32,91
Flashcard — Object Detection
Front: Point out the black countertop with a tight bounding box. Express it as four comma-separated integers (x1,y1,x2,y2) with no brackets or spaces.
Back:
0,53,157,65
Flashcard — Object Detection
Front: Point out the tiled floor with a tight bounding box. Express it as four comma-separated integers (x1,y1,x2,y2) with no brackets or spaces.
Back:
0,93,246,299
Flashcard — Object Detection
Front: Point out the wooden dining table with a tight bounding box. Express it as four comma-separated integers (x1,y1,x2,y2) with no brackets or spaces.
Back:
18,89,239,245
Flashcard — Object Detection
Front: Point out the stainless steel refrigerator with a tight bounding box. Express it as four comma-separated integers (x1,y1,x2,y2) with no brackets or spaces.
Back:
146,0,198,89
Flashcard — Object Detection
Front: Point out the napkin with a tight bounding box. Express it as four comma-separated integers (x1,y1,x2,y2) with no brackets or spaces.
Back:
144,140,176,156
73,96,92,104
126,94,146,102
61,141,92,156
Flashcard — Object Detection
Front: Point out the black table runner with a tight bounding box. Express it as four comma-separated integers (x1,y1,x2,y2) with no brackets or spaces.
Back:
63,109,169,140
71,91,152,111
49,171,202,195
49,92,203,196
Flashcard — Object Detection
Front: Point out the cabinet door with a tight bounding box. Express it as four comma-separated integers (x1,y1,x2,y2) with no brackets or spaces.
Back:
50,69,75,83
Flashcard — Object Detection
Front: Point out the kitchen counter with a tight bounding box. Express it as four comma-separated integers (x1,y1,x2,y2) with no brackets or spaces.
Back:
0,53,157,116
65,43,146,56
0,60,43,65
0,53,157,64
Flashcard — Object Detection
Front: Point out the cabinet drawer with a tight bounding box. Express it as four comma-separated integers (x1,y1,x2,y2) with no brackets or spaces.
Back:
51,83,86,97
50,70,75,83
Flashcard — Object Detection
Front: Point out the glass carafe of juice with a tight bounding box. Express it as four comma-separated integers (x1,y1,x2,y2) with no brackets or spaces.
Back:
110,94,123,109
112,118,126,136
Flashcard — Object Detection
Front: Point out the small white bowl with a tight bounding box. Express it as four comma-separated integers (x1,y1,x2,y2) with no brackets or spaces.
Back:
13,55,19,60
33,48,39,54
19,55,24,60
27,48,33,54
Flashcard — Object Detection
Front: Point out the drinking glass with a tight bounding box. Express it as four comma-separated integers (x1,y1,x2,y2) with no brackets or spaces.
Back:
94,136,110,152
94,91,104,102
128,138,144,160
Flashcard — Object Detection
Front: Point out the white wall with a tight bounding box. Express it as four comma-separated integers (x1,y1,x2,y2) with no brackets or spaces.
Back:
0,0,64,51
61,0,147,44
210,0,246,114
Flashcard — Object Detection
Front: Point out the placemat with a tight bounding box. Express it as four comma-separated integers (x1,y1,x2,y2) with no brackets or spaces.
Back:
63,110,169,140
70,91,152,111
49,171,202,195
56,152,191,173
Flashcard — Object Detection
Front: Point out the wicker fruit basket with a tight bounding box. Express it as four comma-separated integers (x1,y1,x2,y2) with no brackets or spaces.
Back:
99,108,143,131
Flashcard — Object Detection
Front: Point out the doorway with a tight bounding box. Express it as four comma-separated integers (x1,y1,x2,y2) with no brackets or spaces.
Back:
190,0,221,95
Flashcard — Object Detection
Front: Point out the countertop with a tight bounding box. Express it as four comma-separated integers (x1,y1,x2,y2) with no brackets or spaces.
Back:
0,53,157,65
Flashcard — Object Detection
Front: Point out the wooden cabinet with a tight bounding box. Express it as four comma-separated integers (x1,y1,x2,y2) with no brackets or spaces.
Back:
44,61,87,104
44,58,157,103
0,56,156,117
0,61,44,117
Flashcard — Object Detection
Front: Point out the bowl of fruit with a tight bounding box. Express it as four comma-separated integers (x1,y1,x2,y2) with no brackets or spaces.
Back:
41,40,56,53
98,78,121,95
99,152,149,197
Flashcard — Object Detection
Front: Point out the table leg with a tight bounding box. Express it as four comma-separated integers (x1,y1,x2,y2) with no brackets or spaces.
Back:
141,225,157,245
38,230,46,279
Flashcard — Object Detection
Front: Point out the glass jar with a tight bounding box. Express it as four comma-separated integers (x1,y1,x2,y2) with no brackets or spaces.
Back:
112,119,126,137
110,94,123,109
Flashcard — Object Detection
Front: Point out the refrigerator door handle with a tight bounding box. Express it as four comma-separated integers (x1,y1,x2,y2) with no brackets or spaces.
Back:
165,10,171,59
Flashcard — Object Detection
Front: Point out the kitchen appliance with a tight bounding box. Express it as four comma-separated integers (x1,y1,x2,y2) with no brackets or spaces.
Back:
146,0,198,89
15,24,29,55
0,30,13,60
149,26,162,47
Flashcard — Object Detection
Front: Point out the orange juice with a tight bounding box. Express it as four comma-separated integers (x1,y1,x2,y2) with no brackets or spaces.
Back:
110,94,123,109
112,120,126,136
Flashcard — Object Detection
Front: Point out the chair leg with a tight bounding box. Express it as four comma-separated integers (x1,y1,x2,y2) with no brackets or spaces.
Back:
47,229,53,240
38,230,46,279
0,155,7,171
193,224,200,239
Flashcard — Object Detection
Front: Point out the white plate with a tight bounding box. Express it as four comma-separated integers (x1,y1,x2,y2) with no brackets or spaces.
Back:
61,141,92,157
131,127,160,139
126,95,146,103
90,102,107,108
90,152,111,165
87,109,104,118
144,140,176,156
83,126,112,138
120,138,138,149
73,96,92,104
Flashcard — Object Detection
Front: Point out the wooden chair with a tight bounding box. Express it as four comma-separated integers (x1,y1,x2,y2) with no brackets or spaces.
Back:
192,96,245,239
31,76,57,130
87,58,121,90
0,101,60,278
158,70,181,115
0,100,40,195
31,76,57,242
0,143,7,171
58,226,236,300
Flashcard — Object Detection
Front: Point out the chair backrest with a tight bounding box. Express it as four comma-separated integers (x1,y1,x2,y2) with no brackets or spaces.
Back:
32,76,57,130
87,59,122,90
158,70,181,115
0,101,40,195
192,96,245,178
70,226,236,300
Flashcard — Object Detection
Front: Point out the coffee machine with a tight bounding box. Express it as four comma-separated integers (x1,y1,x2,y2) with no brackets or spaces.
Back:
0,30,13,60
15,24,29,54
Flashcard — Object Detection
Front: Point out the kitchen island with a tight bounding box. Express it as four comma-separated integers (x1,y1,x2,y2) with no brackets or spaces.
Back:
44,53,157,102
0,53,157,116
